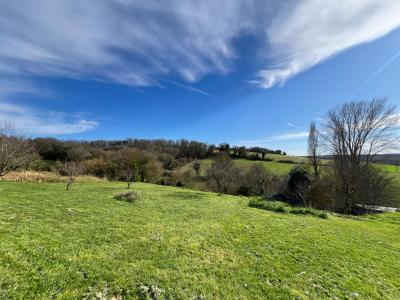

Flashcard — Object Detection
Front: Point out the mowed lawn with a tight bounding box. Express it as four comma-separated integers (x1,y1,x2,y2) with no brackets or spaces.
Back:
0,182,399,299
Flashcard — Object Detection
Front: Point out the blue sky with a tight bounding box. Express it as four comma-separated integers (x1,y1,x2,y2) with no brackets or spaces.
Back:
1,1,400,155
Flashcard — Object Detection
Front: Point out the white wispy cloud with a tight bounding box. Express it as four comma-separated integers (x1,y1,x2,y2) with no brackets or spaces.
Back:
286,122,302,129
239,131,309,146
256,0,400,88
0,102,98,135
4,1,399,137
0,0,258,90
1,0,398,94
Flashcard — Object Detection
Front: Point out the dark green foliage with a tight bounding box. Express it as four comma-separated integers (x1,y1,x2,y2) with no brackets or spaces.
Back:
247,154,262,161
318,212,329,219
249,147,286,156
249,198,288,213
176,181,184,187
285,166,315,206
30,160,57,172
231,146,247,158
33,138,69,161
159,154,178,171
218,143,230,153
277,159,296,164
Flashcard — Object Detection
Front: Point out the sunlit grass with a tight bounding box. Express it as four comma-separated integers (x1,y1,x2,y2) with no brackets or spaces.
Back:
0,181,399,298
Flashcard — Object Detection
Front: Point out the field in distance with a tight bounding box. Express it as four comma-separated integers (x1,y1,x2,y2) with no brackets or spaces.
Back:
0,181,399,299
180,154,400,177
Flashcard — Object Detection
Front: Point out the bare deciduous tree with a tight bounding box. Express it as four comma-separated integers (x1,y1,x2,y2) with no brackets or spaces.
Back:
207,153,234,195
192,159,201,176
322,98,399,213
246,163,271,196
59,161,85,190
308,121,320,179
0,123,36,177
115,148,141,189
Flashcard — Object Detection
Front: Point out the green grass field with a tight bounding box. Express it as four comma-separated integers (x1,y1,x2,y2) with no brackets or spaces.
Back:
0,181,399,299
183,157,400,177
181,159,295,176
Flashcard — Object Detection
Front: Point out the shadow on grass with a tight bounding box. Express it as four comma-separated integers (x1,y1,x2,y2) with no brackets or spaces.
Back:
163,191,208,201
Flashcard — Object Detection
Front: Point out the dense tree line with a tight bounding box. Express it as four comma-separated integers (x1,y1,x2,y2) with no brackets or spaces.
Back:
25,137,287,189
176,98,400,213
1,98,398,215
32,138,284,163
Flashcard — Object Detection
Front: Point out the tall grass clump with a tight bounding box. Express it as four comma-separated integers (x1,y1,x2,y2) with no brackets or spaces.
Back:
114,191,142,203
249,198,329,219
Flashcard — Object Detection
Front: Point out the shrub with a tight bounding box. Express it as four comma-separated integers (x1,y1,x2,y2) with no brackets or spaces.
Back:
277,159,295,164
275,205,288,213
114,191,142,203
247,154,261,161
84,157,115,179
290,207,329,219
290,208,309,215
249,198,328,219
318,212,329,219
285,166,315,206
249,198,289,213
30,160,57,172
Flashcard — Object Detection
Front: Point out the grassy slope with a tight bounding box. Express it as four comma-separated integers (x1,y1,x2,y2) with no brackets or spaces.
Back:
182,159,295,176
183,158,400,192
0,181,399,299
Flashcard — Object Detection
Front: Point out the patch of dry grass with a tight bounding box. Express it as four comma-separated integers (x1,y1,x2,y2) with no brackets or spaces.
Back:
1,171,103,183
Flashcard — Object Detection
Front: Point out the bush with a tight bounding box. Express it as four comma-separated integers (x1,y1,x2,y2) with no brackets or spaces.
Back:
277,159,295,164
314,164,398,214
247,154,261,161
318,212,329,219
249,198,328,219
290,208,310,215
285,166,315,206
30,160,57,172
114,191,142,203
249,198,289,213
84,157,115,179
275,205,288,213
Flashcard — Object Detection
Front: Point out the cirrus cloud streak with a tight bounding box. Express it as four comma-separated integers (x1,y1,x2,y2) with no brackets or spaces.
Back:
1,0,399,91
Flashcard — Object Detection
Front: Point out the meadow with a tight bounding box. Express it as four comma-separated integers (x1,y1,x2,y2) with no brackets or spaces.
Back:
0,181,399,299
181,155,400,178
180,158,296,176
